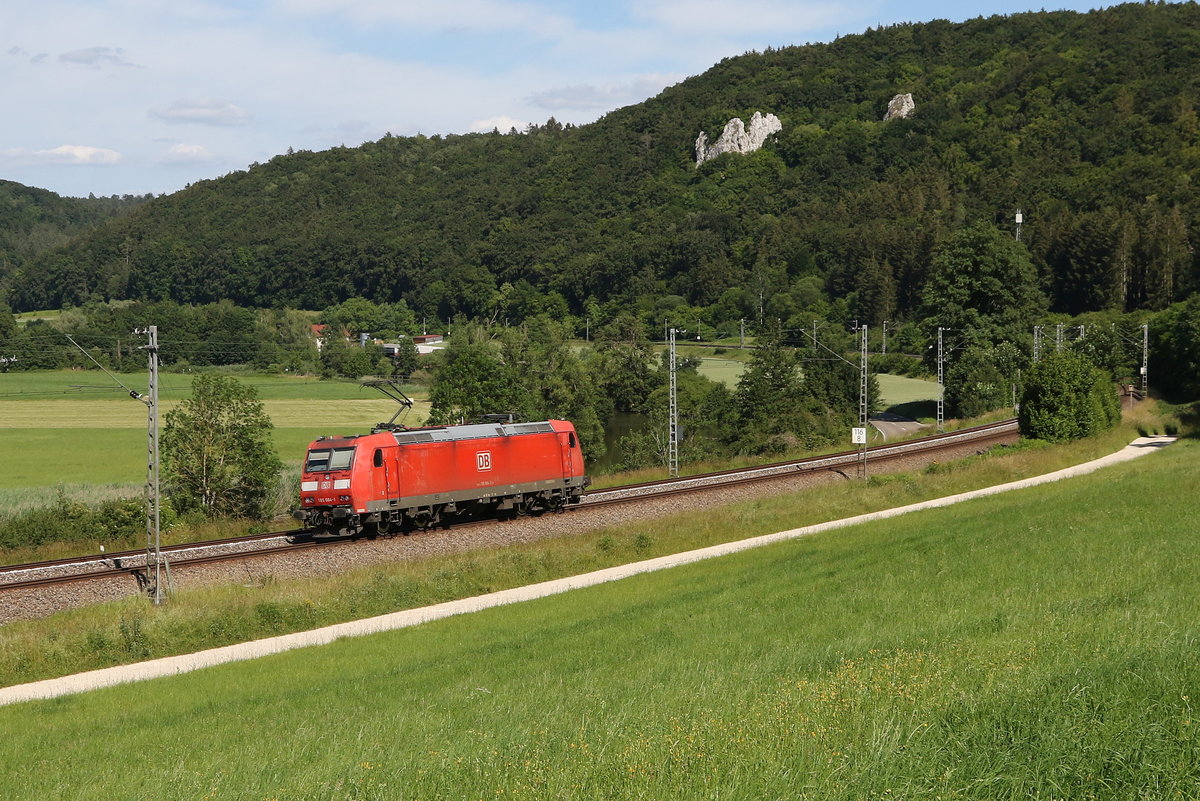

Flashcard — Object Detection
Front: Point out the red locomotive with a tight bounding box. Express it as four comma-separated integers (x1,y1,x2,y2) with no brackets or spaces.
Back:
296,419,589,535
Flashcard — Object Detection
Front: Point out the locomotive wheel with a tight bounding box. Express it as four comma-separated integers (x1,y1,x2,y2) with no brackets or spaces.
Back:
417,506,443,531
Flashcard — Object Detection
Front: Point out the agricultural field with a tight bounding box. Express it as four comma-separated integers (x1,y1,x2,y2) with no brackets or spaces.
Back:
0,370,429,492
0,435,1193,798
0,367,937,493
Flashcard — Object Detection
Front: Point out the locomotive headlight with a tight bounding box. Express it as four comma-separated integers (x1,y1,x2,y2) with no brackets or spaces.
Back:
339,495,350,501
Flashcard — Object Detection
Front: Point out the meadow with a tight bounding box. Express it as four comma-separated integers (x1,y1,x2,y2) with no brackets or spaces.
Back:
875,372,940,409
0,367,935,496
0,370,429,493
0,434,1193,799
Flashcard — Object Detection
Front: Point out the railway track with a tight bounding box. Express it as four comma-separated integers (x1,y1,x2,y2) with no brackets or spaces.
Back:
0,419,1016,605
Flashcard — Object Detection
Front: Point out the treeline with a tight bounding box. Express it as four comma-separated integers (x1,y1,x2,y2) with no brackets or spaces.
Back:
0,297,423,379
5,4,1200,336
0,297,869,467
422,314,868,468
0,180,149,284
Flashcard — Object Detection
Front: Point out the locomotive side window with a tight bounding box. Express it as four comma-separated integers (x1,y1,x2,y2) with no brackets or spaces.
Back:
373,448,383,467
569,433,576,448
305,447,355,472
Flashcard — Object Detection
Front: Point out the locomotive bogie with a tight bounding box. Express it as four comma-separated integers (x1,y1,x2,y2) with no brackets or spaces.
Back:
296,420,588,535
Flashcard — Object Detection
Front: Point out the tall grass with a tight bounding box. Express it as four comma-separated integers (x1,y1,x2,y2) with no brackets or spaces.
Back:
0,482,141,521
0,439,1194,799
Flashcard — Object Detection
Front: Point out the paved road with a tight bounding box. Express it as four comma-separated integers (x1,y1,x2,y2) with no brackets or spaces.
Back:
870,412,928,441
0,436,1175,707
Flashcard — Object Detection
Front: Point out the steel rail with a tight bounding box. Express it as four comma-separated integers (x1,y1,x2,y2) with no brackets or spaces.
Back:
0,419,1017,595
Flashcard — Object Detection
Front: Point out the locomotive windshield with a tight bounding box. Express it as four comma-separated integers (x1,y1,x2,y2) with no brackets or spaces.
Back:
305,447,355,473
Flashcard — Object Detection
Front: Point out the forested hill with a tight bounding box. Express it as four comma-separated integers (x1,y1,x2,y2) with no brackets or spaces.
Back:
7,2,1200,327
0,181,148,291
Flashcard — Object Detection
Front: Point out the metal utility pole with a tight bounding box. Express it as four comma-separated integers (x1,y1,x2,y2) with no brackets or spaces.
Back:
739,319,745,349
1033,325,1042,362
668,327,679,478
1055,323,1064,353
136,326,168,605
1142,323,1149,396
881,320,889,355
857,324,869,479
936,326,945,433
585,317,589,342
1015,209,1023,242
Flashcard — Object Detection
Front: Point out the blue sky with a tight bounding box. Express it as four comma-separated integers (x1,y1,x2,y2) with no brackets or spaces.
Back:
2,0,1112,198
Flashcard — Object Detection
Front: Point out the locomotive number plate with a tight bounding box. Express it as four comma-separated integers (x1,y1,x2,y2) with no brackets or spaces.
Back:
476,451,492,472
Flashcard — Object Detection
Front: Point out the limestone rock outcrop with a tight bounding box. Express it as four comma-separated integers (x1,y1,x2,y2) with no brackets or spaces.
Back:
884,93,915,120
695,111,782,166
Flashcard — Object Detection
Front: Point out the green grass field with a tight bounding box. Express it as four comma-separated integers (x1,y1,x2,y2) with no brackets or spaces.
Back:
0,369,411,401
0,371,429,490
0,438,1193,799
875,372,940,407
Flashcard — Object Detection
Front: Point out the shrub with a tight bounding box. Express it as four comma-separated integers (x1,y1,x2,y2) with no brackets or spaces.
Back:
1019,351,1120,442
0,493,176,551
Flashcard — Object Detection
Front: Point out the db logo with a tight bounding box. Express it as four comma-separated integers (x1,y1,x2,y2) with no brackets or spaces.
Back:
319,481,332,490
476,451,492,471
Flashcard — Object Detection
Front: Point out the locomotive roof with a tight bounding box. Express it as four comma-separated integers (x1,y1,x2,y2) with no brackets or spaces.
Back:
389,421,557,445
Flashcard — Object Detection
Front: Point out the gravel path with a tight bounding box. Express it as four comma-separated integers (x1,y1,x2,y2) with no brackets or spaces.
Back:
0,436,1174,707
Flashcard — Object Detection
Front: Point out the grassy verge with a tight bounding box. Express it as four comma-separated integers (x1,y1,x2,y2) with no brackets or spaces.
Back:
0,413,1178,686
0,433,1195,798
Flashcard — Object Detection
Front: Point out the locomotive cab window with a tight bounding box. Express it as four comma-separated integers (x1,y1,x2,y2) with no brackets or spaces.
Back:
569,433,576,448
305,447,355,473
373,448,383,467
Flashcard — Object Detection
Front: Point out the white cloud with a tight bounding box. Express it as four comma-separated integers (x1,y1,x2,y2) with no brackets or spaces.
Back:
274,0,570,35
469,115,531,133
634,0,853,36
0,145,122,165
59,46,141,68
150,100,251,127
527,77,673,111
159,143,215,164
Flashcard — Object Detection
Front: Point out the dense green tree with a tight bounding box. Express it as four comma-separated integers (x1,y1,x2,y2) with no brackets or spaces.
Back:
920,223,1048,355
1018,351,1120,442
319,337,380,379
732,327,832,453
426,328,521,424
386,339,421,378
1150,295,1200,400
500,316,606,460
944,342,1024,418
591,313,659,415
0,303,15,342
253,308,319,373
162,374,283,520
321,297,416,340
